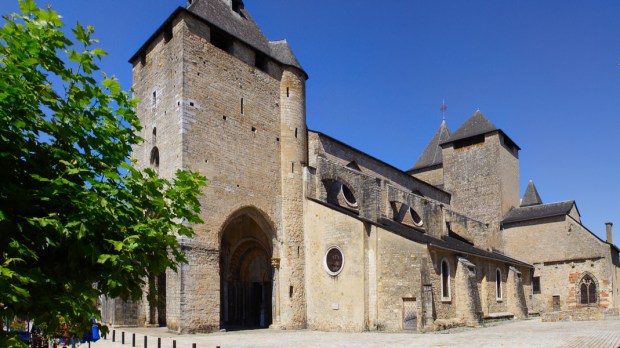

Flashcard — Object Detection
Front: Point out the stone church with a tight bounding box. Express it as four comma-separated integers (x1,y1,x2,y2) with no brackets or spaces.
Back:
101,0,620,332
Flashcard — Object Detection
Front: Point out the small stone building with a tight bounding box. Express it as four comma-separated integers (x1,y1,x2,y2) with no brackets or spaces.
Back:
503,182,620,314
100,0,619,332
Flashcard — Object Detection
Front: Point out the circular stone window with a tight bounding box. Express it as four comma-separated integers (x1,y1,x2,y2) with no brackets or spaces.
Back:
324,246,345,276
340,184,358,208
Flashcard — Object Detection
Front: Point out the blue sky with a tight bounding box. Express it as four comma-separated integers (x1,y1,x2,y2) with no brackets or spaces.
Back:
1,0,618,241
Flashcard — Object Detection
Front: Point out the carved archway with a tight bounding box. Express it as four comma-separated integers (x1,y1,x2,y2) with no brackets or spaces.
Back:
220,209,274,329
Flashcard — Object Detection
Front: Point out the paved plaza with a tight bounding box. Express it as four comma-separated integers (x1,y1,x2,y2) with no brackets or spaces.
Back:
90,317,620,348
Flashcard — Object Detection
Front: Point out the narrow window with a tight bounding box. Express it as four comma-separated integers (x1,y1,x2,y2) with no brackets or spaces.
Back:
255,52,268,72
496,268,502,300
210,29,231,53
291,162,294,173
441,259,450,301
294,128,298,138
163,25,173,43
289,286,294,298
152,127,157,144
286,87,290,97
150,147,160,169
532,276,541,294
241,98,244,114
152,91,156,107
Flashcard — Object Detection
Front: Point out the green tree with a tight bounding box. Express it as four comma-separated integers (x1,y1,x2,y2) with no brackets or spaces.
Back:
0,0,206,345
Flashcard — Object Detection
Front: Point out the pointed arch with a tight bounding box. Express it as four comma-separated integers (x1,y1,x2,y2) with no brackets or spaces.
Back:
576,272,598,305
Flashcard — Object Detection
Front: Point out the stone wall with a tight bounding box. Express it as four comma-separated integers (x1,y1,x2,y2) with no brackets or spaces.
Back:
375,226,425,331
130,14,186,329
504,215,616,313
410,165,444,188
304,200,367,331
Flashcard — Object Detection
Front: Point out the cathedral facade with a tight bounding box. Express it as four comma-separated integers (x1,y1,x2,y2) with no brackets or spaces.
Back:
100,0,620,332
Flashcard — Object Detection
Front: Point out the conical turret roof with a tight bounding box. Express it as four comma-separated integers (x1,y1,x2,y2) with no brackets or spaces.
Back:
521,180,543,207
409,120,451,172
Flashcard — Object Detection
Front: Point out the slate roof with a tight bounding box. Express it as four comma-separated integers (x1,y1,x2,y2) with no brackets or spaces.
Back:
440,110,520,150
441,110,498,144
378,218,531,267
188,0,271,53
521,180,543,207
408,120,451,172
502,201,575,224
130,0,306,75
187,0,305,72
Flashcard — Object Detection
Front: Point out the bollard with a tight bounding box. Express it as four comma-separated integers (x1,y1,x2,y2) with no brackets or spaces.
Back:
172,340,176,348
157,337,161,348
144,335,148,348
112,330,116,342
122,331,125,345
132,333,135,347
192,344,196,348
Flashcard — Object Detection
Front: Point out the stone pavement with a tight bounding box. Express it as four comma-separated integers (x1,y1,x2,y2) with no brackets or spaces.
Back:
89,317,620,348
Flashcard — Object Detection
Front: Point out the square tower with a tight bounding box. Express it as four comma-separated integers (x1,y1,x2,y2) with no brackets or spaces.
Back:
441,111,520,251
127,0,308,332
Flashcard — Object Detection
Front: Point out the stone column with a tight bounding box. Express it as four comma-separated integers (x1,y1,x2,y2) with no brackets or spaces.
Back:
270,257,281,328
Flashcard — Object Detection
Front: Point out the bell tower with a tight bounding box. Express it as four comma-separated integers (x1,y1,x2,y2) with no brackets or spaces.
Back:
441,110,520,250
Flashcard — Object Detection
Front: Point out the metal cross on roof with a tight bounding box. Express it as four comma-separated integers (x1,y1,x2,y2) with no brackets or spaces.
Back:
440,99,447,121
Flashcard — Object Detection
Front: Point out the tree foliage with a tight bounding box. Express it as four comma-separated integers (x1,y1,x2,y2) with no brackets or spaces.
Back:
0,0,206,344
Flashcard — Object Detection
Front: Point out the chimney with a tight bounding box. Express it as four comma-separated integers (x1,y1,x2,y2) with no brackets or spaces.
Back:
606,222,613,244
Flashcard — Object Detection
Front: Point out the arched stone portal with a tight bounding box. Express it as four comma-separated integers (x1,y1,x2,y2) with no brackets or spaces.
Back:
220,212,274,329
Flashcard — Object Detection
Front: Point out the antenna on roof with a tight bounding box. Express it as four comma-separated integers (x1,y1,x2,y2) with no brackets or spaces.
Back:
440,99,447,122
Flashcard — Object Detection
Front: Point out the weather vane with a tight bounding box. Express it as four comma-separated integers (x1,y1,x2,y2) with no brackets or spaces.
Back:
440,99,447,121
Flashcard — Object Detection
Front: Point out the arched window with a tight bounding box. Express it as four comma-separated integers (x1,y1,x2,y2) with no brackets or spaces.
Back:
496,268,503,301
579,274,597,305
150,147,160,169
441,258,451,301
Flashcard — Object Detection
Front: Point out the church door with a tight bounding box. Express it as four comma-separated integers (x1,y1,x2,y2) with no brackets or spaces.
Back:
220,213,273,329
